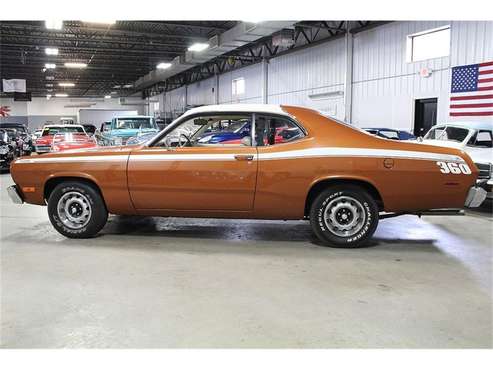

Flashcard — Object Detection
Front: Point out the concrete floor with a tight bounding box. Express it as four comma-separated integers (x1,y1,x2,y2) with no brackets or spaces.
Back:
1,172,492,348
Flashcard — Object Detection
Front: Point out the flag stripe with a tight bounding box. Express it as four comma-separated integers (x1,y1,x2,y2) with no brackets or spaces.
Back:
480,61,493,67
450,103,493,109
478,86,493,91
479,77,493,83
450,94,493,101
450,111,493,116
479,69,493,75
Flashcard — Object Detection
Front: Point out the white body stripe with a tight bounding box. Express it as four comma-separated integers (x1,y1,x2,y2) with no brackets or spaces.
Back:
15,147,464,164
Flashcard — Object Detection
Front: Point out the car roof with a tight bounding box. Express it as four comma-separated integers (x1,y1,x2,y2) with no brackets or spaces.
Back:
114,115,153,119
181,104,288,118
435,121,493,131
43,124,84,128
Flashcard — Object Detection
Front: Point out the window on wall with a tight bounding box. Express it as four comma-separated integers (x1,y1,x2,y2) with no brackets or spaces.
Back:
407,26,450,62
232,78,245,97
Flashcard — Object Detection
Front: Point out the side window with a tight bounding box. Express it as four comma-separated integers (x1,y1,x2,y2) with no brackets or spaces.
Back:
467,130,493,148
154,114,252,147
254,115,305,146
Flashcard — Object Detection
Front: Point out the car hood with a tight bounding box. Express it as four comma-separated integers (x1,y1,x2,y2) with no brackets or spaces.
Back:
463,147,493,164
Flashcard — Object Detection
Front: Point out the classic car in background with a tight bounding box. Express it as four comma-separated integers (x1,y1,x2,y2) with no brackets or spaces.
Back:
8,105,486,247
51,132,98,152
363,128,416,140
100,116,159,146
0,129,16,171
34,124,87,154
126,131,159,146
422,121,493,202
0,123,33,156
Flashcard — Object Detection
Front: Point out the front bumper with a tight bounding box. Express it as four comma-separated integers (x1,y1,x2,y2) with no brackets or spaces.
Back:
464,186,487,208
7,185,24,204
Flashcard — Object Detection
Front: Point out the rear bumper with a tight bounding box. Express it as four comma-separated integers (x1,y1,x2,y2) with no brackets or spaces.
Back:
7,185,23,204
464,186,487,208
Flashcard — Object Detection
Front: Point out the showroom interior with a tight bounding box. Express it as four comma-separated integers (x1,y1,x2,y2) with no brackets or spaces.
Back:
0,19,492,349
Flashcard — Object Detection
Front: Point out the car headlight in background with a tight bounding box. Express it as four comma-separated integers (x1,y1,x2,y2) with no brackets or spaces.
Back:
0,145,9,155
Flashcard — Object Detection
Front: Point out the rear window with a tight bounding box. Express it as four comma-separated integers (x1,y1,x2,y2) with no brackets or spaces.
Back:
42,126,85,136
467,130,493,148
425,126,470,143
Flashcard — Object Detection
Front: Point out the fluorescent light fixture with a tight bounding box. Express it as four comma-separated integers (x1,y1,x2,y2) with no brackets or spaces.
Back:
157,62,172,69
45,83,53,87
110,91,117,95
55,93,68,97
45,47,59,55
45,20,63,30
45,76,55,80
42,68,47,72
64,62,87,68
188,43,209,52
45,63,56,69
81,20,116,24
113,85,121,88
104,95,112,99
58,82,75,87
123,84,133,88
46,94,52,99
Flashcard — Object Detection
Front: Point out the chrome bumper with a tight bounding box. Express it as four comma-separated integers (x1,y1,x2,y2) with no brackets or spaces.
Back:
7,185,23,204
464,186,487,208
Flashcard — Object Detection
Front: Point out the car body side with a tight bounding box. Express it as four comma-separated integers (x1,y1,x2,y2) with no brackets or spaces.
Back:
10,106,478,220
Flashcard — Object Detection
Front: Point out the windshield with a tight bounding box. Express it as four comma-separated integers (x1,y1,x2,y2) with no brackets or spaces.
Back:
114,118,156,130
424,126,470,143
42,126,85,136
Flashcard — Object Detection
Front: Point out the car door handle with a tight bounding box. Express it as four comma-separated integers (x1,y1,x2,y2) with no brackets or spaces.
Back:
234,154,254,161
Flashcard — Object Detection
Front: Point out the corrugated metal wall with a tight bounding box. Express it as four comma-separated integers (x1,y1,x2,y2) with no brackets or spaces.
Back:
160,21,493,128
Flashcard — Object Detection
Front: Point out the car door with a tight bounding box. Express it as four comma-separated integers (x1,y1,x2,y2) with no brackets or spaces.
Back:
127,114,258,212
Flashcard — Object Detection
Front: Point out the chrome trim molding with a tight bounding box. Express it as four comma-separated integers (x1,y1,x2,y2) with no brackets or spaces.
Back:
464,186,487,208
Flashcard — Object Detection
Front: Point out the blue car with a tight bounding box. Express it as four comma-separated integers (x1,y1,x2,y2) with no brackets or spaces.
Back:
363,128,416,140
101,116,159,145
197,121,251,144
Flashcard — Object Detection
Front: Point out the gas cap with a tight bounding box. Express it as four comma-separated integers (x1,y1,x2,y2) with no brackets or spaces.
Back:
383,158,394,169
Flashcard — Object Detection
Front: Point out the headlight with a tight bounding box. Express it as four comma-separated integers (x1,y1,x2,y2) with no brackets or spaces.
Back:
113,137,123,146
0,145,9,155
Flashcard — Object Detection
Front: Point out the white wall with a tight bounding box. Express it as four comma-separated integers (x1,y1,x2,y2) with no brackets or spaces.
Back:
159,21,493,129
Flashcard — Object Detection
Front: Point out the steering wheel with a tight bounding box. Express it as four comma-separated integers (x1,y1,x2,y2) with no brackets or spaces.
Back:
178,133,192,147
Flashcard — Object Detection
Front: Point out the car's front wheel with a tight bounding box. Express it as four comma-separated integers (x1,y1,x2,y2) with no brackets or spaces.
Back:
47,181,108,238
309,185,379,248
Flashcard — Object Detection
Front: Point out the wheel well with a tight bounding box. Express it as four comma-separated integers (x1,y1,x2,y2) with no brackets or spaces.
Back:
44,177,103,202
304,178,384,216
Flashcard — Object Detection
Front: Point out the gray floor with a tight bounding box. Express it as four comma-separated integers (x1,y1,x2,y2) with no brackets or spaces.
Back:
1,172,492,348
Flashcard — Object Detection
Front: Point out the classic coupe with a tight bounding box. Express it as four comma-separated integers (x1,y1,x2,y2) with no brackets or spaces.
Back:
7,105,486,247
34,124,87,154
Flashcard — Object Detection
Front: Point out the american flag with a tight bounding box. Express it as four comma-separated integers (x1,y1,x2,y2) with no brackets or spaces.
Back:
450,60,493,117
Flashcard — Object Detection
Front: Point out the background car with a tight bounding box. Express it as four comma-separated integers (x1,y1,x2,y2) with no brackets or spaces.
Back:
422,121,493,203
35,124,87,154
126,131,159,145
0,129,16,171
363,128,416,140
51,132,98,152
101,116,159,146
81,124,97,136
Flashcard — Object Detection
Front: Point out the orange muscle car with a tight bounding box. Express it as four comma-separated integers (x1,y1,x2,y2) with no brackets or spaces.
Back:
7,105,487,247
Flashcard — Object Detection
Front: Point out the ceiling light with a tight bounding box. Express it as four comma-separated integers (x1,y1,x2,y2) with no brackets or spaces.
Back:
45,48,59,55
45,20,63,30
104,95,112,99
59,82,75,87
45,63,56,69
110,91,117,95
46,94,52,100
45,83,53,87
45,76,55,80
55,93,68,97
113,85,121,88
157,62,172,69
188,43,209,52
42,68,47,72
64,62,87,68
123,84,133,88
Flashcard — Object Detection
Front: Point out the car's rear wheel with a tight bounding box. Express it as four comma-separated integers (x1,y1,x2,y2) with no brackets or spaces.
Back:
309,185,379,248
47,181,108,238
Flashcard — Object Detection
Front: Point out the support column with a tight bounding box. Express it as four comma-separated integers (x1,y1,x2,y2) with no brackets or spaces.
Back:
262,58,269,104
214,73,220,104
344,22,354,123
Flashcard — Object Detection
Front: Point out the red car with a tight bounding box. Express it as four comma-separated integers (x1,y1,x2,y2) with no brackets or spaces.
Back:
51,133,97,152
35,125,88,154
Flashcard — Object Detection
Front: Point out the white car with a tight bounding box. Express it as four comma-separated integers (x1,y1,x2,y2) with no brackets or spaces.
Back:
422,121,493,202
